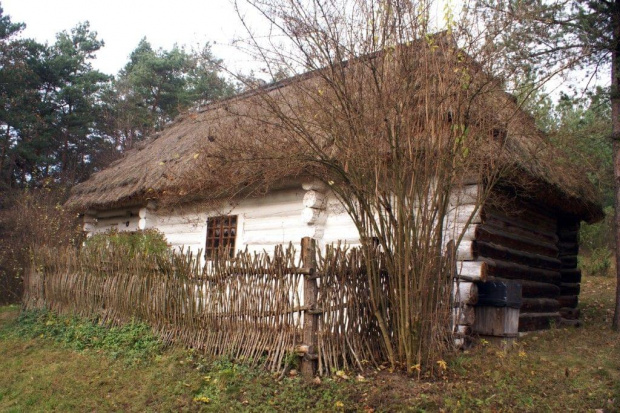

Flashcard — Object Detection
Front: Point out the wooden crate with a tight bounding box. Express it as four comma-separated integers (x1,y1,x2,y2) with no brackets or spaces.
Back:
473,306,520,337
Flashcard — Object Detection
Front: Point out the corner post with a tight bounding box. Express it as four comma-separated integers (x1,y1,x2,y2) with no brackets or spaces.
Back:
300,237,318,378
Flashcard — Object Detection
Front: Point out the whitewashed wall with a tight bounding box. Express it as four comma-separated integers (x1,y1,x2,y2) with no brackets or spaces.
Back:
147,189,309,255
83,185,481,262
83,183,483,346
443,183,485,346
321,196,362,248
83,186,361,257
84,206,145,234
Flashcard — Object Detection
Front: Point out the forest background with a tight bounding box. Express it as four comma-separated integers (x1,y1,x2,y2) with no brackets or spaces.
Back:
0,0,614,307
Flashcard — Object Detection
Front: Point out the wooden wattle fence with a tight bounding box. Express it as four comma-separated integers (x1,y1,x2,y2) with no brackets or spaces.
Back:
23,237,387,376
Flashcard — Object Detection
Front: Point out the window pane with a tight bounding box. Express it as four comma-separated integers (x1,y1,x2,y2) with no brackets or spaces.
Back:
206,215,238,259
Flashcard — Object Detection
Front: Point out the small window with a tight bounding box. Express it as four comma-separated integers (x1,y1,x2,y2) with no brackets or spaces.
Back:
205,215,238,259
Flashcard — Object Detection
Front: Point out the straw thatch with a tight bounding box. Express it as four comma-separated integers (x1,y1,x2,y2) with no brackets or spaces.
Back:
66,44,603,222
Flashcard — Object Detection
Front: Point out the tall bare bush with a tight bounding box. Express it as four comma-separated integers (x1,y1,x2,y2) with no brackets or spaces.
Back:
0,186,82,303
182,0,519,373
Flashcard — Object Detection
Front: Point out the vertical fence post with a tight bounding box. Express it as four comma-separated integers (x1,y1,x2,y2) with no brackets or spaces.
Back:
300,237,318,378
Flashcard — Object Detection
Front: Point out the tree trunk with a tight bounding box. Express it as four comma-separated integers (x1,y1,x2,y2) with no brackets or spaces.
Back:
612,0,620,331
0,126,10,186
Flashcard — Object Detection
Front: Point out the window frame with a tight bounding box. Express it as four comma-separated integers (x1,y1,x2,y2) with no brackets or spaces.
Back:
205,215,238,259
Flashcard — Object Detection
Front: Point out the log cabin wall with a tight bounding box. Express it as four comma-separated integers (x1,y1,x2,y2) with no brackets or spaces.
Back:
557,216,581,324
444,184,483,346
476,195,582,332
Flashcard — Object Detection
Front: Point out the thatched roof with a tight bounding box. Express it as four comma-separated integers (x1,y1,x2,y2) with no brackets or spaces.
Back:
65,75,310,211
67,47,603,223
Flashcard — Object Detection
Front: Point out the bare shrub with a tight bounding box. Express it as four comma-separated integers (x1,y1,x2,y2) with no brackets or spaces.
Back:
176,0,522,374
0,186,82,304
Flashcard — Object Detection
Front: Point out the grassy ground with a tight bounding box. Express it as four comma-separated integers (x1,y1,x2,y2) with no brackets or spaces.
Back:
0,275,618,412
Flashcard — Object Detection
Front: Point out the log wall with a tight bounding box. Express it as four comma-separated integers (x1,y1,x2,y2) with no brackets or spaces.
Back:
475,197,581,332
557,217,581,323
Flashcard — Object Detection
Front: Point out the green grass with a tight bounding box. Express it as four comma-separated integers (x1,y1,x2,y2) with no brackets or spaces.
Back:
3,309,162,364
0,304,18,314
0,323,201,411
0,274,618,412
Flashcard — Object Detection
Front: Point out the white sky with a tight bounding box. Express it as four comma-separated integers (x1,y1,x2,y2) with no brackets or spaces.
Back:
2,0,456,76
2,0,260,75
2,0,598,97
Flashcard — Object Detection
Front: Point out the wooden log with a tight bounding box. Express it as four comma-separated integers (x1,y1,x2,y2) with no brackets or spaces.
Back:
560,268,581,283
475,240,561,270
557,242,579,256
453,305,476,326
302,190,326,209
455,260,488,282
560,283,580,296
300,225,325,241
455,324,472,336
559,307,580,320
510,279,561,298
560,256,578,269
456,240,476,261
301,207,322,225
481,258,562,285
473,306,520,337
482,208,558,241
484,199,556,222
302,180,327,192
163,233,205,246
445,224,478,243
243,213,309,231
521,298,560,313
83,215,97,224
475,225,559,257
558,295,579,309
460,225,478,242
138,207,147,219
95,216,141,230
519,312,561,332
449,184,480,206
452,204,482,225
452,281,479,306
557,219,580,232
557,229,579,243
96,208,137,219
476,279,522,307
